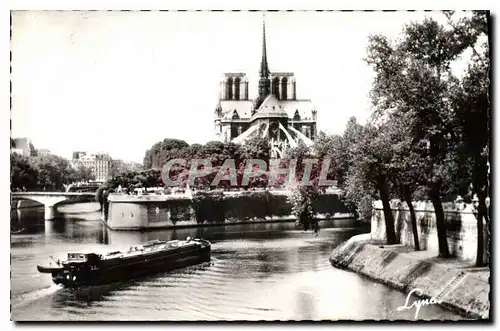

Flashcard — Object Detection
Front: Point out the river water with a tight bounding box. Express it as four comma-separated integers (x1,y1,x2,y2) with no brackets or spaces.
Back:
11,202,462,321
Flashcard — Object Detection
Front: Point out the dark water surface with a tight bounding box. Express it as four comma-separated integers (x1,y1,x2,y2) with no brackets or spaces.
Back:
11,203,463,321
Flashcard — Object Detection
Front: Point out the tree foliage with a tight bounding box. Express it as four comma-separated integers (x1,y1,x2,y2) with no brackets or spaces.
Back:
10,152,97,191
74,164,95,182
314,117,368,220
10,153,38,191
288,186,320,233
143,138,190,169
109,159,143,178
449,11,490,266
364,12,490,259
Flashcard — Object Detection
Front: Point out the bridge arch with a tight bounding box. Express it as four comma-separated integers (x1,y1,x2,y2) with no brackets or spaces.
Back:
12,192,95,220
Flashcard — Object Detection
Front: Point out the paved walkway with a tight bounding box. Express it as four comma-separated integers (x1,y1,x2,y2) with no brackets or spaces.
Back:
381,244,490,281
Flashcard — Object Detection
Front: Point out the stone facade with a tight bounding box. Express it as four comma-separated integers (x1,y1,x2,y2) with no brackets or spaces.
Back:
11,137,33,157
72,151,112,182
371,200,488,261
107,195,196,230
105,193,355,230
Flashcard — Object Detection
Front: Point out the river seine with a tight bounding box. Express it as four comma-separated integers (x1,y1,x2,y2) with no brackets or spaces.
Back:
11,202,462,321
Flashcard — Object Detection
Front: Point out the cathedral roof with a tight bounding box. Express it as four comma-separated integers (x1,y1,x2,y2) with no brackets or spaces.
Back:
219,100,254,118
251,94,289,120
279,100,316,120
218,97,316,122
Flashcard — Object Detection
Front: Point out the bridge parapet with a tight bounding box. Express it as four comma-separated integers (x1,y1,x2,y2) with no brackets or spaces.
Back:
12,192,94,197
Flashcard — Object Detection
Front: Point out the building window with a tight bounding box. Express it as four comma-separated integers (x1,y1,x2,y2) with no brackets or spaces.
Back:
281,77,288,100
234,77,241,100
272,77,280,99
227,77,233,100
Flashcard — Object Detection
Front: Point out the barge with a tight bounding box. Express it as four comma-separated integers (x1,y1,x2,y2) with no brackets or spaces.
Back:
37,237,211,288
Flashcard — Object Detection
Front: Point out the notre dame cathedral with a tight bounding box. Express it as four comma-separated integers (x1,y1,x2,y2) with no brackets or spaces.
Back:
214,18,318,157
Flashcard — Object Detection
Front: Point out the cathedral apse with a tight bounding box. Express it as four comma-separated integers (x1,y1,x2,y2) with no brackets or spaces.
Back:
214,18,318,157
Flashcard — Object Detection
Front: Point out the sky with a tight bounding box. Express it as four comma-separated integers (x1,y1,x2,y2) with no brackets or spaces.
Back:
11,10,471,163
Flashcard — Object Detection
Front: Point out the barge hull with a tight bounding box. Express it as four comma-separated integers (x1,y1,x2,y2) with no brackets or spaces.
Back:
52,245,210,288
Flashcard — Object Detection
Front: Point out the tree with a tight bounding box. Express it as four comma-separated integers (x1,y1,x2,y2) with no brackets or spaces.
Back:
365,15,484,257
238,137,270,163
31,154,76,191
102,187,110,219
144,138,190,169
74,163,95,182
288,185,320,233
451,11,490,266
383,112,428,250
29,142,37,157
314,118,370,221
10,153,38,191
338,117,365,188
109,159,143,178
95,185,106,211
345,125,397,244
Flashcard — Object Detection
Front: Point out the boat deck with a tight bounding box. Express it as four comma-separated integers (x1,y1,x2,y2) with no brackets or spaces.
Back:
100,240,199,260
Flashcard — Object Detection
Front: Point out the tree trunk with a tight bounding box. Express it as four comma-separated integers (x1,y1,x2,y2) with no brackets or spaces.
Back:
377,176,397,245
471,153,489,266
474,173,488,266
403,188,420,251
475,196,486,267
429,187,450,258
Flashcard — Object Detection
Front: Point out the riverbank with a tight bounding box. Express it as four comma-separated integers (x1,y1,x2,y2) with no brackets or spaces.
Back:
105,190,353,230
329,234,490,319
101,213,362,231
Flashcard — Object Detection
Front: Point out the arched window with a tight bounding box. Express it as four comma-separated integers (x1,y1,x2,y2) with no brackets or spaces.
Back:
227,77,233,100
272,77,280,99
234,77,241,100
293,109,301,121
269,122,279,140
281,77,288,100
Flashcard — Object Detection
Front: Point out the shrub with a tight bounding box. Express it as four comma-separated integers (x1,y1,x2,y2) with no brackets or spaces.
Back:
167,199,193,224
192,190,225,224
288,186,320,233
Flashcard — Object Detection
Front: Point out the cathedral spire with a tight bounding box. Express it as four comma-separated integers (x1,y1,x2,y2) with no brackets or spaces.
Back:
260,16,269,78
256,14,271,109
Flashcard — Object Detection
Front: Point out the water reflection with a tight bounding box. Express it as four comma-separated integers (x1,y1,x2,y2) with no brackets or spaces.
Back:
10,203,462,321
296,289,316,320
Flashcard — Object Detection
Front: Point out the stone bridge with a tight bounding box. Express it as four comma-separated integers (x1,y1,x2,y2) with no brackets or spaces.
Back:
11,192,96,220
